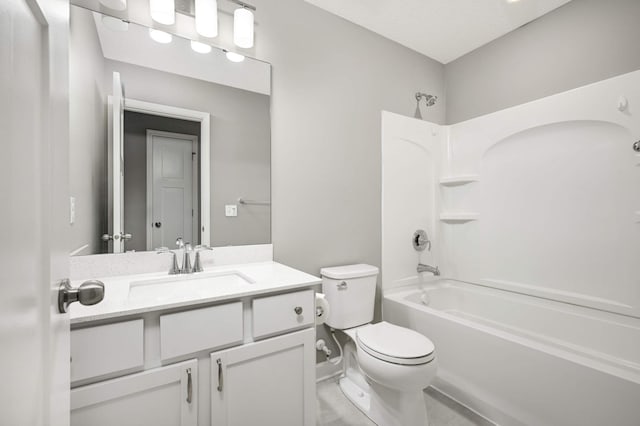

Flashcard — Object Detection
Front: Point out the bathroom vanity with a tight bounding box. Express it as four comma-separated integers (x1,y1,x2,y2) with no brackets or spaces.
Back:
69,261,319,426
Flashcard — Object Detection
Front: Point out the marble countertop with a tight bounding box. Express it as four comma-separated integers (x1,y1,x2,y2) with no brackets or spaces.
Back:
70,261,321,325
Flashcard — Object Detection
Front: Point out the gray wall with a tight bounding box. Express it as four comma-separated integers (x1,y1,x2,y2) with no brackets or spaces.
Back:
69,6,108,255
251,0,445,361
123,112,201,252
445,0,640,124
103,59,272,247
254,0,445,277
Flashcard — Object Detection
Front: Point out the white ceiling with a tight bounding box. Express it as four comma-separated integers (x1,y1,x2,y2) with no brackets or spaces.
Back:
304,0,573,64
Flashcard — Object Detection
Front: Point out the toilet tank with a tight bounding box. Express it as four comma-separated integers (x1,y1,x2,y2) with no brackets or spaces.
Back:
321,264,379,329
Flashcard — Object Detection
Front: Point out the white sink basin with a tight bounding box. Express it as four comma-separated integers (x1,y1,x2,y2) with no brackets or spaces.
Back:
128,271,255,303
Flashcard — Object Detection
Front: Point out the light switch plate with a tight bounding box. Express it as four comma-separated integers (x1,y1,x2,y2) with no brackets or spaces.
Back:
225,204,238,217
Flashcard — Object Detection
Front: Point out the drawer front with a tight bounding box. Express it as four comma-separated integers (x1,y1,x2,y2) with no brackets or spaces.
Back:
252,290,314,339
71,319,144,383
160,302,243,361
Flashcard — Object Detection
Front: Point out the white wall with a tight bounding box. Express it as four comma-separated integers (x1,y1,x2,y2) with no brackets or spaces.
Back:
445,0,640,123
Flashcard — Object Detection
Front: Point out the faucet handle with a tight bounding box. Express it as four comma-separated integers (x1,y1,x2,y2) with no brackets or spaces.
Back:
193,246,213,273
157,249,180,275
176,237,184,249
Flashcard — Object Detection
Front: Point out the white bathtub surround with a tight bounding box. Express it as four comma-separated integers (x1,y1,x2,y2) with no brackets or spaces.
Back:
383,280,640,425
381,70,640,425
381,112,443,292
70,243,273,281
382,70,640,317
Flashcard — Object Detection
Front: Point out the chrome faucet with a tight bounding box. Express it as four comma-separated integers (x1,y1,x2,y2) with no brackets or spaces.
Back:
158,239,211,274
193,245,213,273
417,263,440,276
182,243,193,274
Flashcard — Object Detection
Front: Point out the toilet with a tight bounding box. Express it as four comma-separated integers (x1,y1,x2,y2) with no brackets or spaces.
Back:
321,264,437,426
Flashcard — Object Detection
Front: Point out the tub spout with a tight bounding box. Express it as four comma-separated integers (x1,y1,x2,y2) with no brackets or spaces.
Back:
417,263,440,276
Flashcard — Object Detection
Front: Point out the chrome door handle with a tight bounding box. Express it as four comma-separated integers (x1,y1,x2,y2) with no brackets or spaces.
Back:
186,368,192,404
58,279,105,313
216,358,223,392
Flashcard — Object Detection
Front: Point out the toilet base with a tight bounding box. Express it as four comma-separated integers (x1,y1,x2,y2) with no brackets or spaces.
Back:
339,342,429,426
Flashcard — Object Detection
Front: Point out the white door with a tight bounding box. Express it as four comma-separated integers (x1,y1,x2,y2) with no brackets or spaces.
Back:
108,71,126,253
210,329,316,426
71,359,198,426
0,0,70,424
147,130,198,250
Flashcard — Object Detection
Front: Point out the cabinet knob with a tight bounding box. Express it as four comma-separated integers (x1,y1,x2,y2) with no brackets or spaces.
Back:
294,306,303,315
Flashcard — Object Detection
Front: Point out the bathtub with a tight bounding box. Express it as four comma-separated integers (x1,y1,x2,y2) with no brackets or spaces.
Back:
383,279,640,426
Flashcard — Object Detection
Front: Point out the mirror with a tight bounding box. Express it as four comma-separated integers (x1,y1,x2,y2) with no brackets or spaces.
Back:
68,4,271,256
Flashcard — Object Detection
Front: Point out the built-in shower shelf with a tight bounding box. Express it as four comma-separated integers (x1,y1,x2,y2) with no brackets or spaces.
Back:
439,175,479,186
440,212,479,223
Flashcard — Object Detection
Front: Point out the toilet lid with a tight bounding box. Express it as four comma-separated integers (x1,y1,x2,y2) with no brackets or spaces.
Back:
356,322,435,365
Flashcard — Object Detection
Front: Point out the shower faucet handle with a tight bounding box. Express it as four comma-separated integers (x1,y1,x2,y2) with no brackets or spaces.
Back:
413,230,431,252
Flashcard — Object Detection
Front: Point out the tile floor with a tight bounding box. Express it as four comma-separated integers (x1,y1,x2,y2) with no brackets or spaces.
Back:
316,378,494,426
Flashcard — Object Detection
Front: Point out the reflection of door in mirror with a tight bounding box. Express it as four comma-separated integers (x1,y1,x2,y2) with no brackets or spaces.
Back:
123,111,203,253
147,130,199,251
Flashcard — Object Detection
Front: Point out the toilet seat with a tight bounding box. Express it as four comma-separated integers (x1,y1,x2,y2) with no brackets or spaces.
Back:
356,322,435,366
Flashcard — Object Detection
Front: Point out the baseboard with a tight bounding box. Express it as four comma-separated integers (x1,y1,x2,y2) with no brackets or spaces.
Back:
316,359,342,382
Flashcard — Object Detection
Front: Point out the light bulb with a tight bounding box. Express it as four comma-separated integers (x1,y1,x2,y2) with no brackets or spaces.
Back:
233,7,254,48
195,0,218,38
191,40,212,54
150,0,175,25
225,51,245,63
149,29,172,44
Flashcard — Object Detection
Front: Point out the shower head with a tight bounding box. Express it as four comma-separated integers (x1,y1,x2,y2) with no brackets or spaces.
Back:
414,92,438,119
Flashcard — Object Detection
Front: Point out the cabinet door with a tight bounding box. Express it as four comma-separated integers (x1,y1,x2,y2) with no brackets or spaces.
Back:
71,359,198,426
211,328,315,426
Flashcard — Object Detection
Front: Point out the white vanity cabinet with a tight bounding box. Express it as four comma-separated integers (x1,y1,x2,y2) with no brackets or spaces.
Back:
71,359,198,426
70,286,317,426
210,328,315,426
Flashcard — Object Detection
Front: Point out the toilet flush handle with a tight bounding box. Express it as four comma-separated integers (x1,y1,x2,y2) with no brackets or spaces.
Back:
337,281,348,290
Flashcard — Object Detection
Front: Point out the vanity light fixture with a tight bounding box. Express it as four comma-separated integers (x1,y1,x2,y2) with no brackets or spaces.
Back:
225,51,245,62
149,28,173,43
191,40,212,53
99,0,127,11
150,0,175,25
195,0,218,38
233,4,254,48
